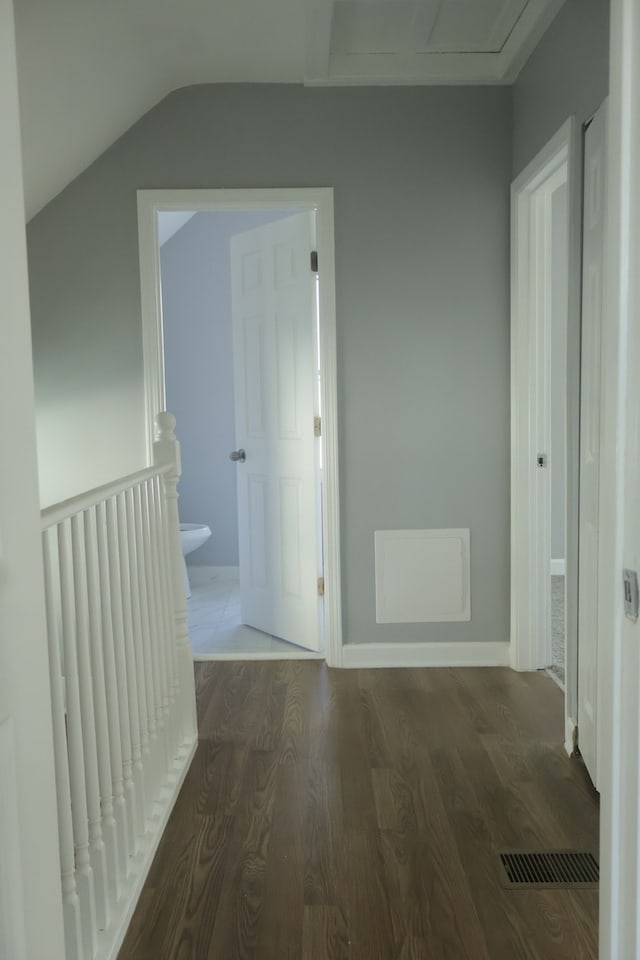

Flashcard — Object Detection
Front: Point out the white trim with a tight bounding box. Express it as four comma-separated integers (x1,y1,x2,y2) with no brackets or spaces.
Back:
341,641,510,670
550,559,566,576
495,0,567,83
599,1,640,955
193,651,324,662
544,666,565,692
0,3,67,953
137,196,166,462
187,565,240,587
563,115,585,731
564,714,577,758
137,188,343,668
304,0,332,81
510,118,578,676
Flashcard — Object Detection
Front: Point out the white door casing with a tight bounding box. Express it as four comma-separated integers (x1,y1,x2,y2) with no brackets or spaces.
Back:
577,101,608,789
510,119,576,676
599,1,640,954
136,188,343,665
231,213,321,651
0,0,66,956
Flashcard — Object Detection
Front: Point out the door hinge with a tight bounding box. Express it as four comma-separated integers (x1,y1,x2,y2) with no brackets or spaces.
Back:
314,416,322,437
317,576,325,597
310,250,319,273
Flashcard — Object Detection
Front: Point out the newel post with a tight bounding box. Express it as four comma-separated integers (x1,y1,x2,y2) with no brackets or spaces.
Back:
153,412,197,742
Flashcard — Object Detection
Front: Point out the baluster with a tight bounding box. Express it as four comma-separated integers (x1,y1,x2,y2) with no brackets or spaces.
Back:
115,491,146,840
156,471,181,756
70,512,109,934
139,480,168,782
146,477,171,763
124,486,152,820
154,412,197,743
83,505,120,912
151,473,178,761
57,518,97,957
95,500,130,879
42,527,82,960
105,496,137,853
131,482,160,806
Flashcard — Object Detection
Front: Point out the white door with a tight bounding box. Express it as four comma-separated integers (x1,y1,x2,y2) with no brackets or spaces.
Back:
578,101,608,788
0,0,66,956
230,213,321,651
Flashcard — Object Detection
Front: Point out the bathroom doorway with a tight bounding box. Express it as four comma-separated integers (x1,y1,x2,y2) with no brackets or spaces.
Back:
137,189,342,665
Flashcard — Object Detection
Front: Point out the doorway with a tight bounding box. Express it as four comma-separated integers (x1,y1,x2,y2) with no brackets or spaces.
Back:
137,189,343,666
511,110,609,792
510,118,580,751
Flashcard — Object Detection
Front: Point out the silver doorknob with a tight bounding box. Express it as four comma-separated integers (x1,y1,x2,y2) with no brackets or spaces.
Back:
229,449,246,463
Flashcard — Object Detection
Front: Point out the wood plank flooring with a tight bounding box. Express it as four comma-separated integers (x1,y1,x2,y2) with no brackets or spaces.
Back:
118,662,599,960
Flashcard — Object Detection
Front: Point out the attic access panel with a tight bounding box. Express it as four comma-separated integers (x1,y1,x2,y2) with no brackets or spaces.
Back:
331,0,530,56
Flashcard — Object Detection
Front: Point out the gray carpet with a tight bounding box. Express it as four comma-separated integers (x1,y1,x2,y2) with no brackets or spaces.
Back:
548,575,565,686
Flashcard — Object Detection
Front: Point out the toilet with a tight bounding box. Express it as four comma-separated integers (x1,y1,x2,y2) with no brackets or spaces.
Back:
179,523,212,598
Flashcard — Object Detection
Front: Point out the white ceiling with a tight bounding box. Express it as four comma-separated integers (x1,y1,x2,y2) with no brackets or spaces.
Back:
14,0,565,220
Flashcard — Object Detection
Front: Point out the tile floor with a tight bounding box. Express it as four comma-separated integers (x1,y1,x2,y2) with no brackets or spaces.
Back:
186,565,320,660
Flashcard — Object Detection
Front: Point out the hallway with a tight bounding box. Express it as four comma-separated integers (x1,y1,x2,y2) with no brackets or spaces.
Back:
118,662,598,959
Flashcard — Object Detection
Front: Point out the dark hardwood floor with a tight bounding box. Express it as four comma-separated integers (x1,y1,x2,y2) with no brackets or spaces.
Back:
118,662,599,959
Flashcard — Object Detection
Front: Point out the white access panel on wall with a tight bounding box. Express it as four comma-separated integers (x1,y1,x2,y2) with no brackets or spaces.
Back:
375,528,471,624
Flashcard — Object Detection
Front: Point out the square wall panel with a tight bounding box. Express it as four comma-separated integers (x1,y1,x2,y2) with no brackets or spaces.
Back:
375,528,471,623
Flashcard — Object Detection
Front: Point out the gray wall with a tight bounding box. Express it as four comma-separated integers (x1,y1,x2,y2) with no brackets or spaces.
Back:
513,0,610,176
27,84,512,646
28,188,146,507
161,209,292,567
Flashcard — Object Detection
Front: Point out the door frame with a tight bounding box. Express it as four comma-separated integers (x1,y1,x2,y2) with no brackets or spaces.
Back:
136,188,343,667
599,0,640,953
576,100,608,789
0,0,67,953
510,118,581,747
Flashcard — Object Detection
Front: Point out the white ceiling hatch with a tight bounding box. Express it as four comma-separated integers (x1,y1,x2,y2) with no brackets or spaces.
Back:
307,0,566,84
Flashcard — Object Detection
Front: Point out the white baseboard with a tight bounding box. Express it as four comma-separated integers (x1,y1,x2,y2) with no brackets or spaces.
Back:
551,559,566,576
193,650,324,662
341,641,510,669
565,714,577,757
187,564,239,587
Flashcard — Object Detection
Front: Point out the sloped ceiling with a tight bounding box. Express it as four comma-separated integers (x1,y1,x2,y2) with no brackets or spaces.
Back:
15,0,564,220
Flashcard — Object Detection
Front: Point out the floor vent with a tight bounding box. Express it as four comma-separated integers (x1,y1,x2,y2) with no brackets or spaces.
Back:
498,851,599,889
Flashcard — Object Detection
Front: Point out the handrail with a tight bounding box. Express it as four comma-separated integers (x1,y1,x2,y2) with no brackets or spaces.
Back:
41,463,172,530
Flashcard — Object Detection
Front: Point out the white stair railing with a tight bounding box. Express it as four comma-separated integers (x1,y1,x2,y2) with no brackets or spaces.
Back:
41,413,197,960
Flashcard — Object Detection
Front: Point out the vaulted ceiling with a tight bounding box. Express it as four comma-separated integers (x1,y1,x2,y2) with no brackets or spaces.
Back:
14,0,564,219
